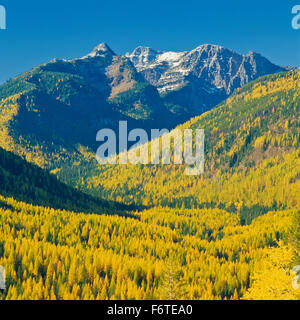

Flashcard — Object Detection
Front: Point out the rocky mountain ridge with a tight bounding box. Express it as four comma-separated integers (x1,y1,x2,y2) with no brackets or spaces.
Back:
126,44,292,115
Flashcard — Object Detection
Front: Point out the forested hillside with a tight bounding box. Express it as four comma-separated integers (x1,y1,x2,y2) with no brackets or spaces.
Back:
0,44,176,167
0,43,291,170
0,146,129,215
55,70,300,213
0,66,299,300
0,195,298,300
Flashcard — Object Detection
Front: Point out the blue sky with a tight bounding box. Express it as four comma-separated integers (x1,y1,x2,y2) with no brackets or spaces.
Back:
0,0,299,84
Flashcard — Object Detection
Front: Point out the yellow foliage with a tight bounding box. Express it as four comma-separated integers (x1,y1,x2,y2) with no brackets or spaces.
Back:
244,243,300,300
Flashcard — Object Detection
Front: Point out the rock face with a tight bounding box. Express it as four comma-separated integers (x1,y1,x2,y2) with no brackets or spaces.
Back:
43,43,131,101
127,44,292,116
40,43,172,123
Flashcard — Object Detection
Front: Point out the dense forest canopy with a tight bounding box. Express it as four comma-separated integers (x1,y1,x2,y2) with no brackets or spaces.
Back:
0,70,299,300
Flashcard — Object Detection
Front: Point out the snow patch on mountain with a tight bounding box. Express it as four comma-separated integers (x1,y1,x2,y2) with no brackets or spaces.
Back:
80,42,116,60
127,44,291,100
44,42,294,117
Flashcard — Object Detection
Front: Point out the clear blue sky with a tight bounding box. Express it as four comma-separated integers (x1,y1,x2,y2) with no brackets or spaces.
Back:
0,0,299,83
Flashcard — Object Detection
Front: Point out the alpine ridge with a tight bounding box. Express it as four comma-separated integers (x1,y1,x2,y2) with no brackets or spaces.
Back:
127,44,292,116
0,42,294,169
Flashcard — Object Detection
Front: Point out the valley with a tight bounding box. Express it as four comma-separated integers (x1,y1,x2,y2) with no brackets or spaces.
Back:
0,44,299,300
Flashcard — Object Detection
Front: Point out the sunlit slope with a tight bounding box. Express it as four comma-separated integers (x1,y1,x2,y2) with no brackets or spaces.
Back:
0,195,296,300
56,70,300,210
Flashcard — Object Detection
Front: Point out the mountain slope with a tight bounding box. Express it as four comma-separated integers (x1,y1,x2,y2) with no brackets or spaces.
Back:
0,43,177,168
43,43,173,122
55,70,300,214
0,146,130,214
0,43,291,168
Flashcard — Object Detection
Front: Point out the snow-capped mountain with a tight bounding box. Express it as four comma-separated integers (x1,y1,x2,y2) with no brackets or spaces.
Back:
1,42,293,141
126,44,291,115
42,42,292,118
0,42,295,167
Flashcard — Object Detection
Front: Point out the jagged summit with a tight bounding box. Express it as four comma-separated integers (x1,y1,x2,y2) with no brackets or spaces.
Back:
131,46,160,54
92,42,115,54
126,46,162,68
125,43,291,114
1,41,293,129
193,43,229,51
81,42,116,59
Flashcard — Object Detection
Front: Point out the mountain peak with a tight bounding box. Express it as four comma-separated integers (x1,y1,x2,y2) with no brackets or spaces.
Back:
196,43,223,49
127,46,161,68
131,46,159,55
92,42,115,54
81,42,116,59
190,44,239,58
